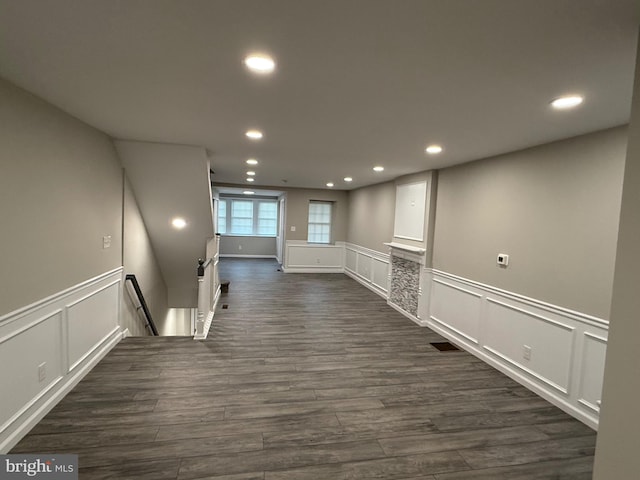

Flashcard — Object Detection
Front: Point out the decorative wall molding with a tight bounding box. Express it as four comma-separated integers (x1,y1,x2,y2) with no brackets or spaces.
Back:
344,243,389,298
282,241,345,273
0,268,124,452
425,268,608,429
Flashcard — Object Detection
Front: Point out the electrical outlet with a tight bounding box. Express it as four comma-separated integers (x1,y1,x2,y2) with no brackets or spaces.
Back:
290,226,296,232
238,244,242,250
523,345,532,361
103,235,112,249
38,362,46,382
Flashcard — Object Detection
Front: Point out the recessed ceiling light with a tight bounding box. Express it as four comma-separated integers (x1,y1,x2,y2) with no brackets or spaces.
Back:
551,95,584,110
344,177,353,182
326,182,334,187
246,158,259,166
373,166,384,172
244,54,276,74
426,145,443,154
247,171,256,176
171,217,187,229
243,190,255,195
246,130,263,140
246,177,255,182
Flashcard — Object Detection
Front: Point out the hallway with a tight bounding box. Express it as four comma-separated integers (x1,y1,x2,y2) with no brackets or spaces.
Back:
12,259,596,479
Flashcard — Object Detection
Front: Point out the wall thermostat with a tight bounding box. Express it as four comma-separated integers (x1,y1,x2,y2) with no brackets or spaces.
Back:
497,253,509,266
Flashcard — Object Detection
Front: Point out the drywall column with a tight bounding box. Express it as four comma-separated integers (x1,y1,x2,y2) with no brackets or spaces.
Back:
593,31,640,478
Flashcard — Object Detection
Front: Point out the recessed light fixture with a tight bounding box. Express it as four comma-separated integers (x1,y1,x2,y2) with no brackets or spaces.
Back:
244,54,276,74
344,177,353,182
171,217,187,230
246,158,259,166
247,171,256,176
373,166,384,172
426,145,443,154
245,130,263,140
326,182,334,187
551,95,584,110
246,177,255,182
243,190,255,195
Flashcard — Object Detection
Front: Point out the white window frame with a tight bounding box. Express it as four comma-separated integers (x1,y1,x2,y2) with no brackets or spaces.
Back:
217,197,278,237
307,201,333,244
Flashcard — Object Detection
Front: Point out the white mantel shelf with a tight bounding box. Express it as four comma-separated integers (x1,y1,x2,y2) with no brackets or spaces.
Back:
383,242,426,255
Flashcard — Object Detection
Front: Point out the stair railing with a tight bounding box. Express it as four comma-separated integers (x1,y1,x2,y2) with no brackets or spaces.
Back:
124,274,159,336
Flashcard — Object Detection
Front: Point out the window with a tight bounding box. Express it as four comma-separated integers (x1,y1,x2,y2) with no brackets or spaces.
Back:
308,201,332,244
218,199,227,234
217,197,278,236
257,202,278,235
231,200,254,235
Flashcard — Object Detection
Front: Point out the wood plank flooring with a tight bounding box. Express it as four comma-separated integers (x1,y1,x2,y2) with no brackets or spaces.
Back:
11,258,597,479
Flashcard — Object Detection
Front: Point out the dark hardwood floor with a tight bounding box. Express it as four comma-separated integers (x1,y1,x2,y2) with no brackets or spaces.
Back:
12,258,597,479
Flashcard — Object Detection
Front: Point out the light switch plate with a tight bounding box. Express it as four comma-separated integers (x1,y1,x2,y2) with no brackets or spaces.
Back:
497,253,509,266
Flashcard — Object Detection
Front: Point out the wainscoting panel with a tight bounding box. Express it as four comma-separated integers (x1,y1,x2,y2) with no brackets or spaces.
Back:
430,278,482,344
577,332,608,414
67,281,120,371
0,311,64,438
372,257,389,293
344,243,389,298
0,268,124,452
283,241,344,273
484,298,574,394
426,269,608,429
345,247,357,273
356,252,371,279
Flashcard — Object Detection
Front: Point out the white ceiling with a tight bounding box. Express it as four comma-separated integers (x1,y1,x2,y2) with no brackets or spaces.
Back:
0,0,638,190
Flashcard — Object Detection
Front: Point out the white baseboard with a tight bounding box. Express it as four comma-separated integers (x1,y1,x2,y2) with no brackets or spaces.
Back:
0,268,124,452
219,254,277,259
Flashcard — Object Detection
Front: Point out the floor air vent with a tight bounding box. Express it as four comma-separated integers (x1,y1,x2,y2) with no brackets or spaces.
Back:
222,304,229,310
430,341,460,352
